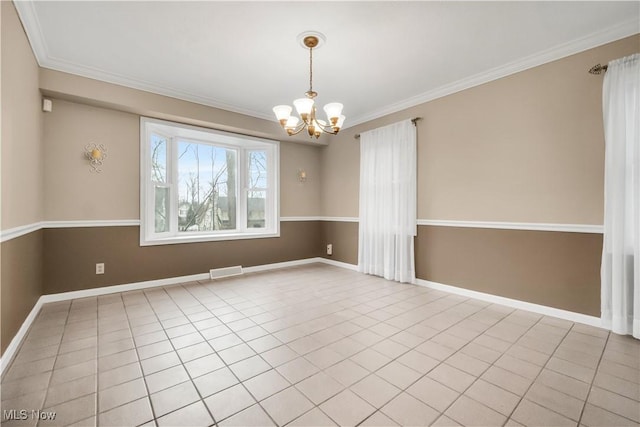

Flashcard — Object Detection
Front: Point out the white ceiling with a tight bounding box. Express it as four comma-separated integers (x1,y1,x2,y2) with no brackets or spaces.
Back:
15,1,640,128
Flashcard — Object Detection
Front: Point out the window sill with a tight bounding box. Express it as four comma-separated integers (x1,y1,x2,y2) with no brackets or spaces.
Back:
140,230,280,246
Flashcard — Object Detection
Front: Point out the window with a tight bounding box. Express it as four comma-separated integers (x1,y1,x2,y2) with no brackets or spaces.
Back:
141,117,279,245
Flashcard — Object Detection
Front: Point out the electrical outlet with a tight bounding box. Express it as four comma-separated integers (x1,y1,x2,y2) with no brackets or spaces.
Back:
327,244,333,256
96,263,105,275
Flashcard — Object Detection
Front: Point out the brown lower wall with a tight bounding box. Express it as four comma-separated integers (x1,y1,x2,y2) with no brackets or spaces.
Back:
321,221,359,265
416,225,602,316
321,222,602,316
43,221,322,294
1,231,43,355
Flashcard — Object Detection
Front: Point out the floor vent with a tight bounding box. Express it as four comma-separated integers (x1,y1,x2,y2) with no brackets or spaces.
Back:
209,266,243,280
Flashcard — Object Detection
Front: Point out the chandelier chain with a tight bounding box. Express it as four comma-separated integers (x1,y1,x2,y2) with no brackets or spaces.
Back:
309,46,313,93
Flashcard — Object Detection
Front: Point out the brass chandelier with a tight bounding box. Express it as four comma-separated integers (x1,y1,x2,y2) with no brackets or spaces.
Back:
273,33,345,139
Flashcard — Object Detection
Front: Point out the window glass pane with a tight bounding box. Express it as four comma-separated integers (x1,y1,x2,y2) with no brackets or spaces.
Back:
248,190,266,229
177,140,237,232
248,151,267,189
150,134,167,183
154,186,170,233
143,118,279,245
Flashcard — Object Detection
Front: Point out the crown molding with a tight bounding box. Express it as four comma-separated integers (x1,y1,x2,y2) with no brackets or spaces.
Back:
14,2,639,129
40,59,275,121
346,19,640,128
12,1,48,65
12,2,273,122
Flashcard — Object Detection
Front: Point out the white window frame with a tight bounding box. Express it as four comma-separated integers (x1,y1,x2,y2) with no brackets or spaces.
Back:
140,117,280,246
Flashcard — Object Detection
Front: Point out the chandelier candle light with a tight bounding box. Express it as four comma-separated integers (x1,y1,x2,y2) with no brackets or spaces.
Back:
273,33,345,138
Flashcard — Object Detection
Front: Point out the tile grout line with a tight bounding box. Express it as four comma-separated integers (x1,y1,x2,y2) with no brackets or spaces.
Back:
37,301,73,426
399,310,545,426
142,287,219,426
76,275,455,426
535,330,636,420
356,298,518,426
196,268,434,425
95,298,101,426
193,271,526,426
205,272,368,425
168,282,277,425
121,291,161,426
434,326,635,419
74,303,142,420
41,305,98,416
151,281,279,427
0,310,59,385
6,266,638,427
576,330,611,426
282,280,465,424
276,271,423,426
410,312,629,423
220,272,414,425
501,321,579,426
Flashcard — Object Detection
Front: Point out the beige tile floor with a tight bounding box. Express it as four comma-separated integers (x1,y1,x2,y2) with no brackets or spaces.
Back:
1,263,639,427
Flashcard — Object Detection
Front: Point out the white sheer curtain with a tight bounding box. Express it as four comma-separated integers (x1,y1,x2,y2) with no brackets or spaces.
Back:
358,119,417,283
601,53,640,338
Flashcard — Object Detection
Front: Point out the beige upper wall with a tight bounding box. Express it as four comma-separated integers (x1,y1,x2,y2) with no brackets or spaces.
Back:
40,64,323,221
320,129,360,218
43,98,322,221
1,1,43,229
322,35,640,224
280,143,322,217
43,100,139,220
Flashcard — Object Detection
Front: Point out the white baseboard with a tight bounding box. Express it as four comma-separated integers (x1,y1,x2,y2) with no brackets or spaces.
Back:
40,273,211,304
1,256,604,378
317,257,359,271
0,298,44,377
414,278,602,328
243,258,324,273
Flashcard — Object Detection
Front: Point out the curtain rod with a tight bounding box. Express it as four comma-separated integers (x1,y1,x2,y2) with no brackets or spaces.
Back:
354,117,422,139
588,63,608,75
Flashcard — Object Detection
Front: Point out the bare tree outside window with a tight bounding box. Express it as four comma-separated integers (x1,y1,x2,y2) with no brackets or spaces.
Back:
248,151,267,228
142,118,278,245
151,135,169,233
176,141,236,232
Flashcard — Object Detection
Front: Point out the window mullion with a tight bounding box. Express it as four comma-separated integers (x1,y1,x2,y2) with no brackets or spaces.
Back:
266,150,273,231
170,137,179,236
238,149,247,233
144,127,152,241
